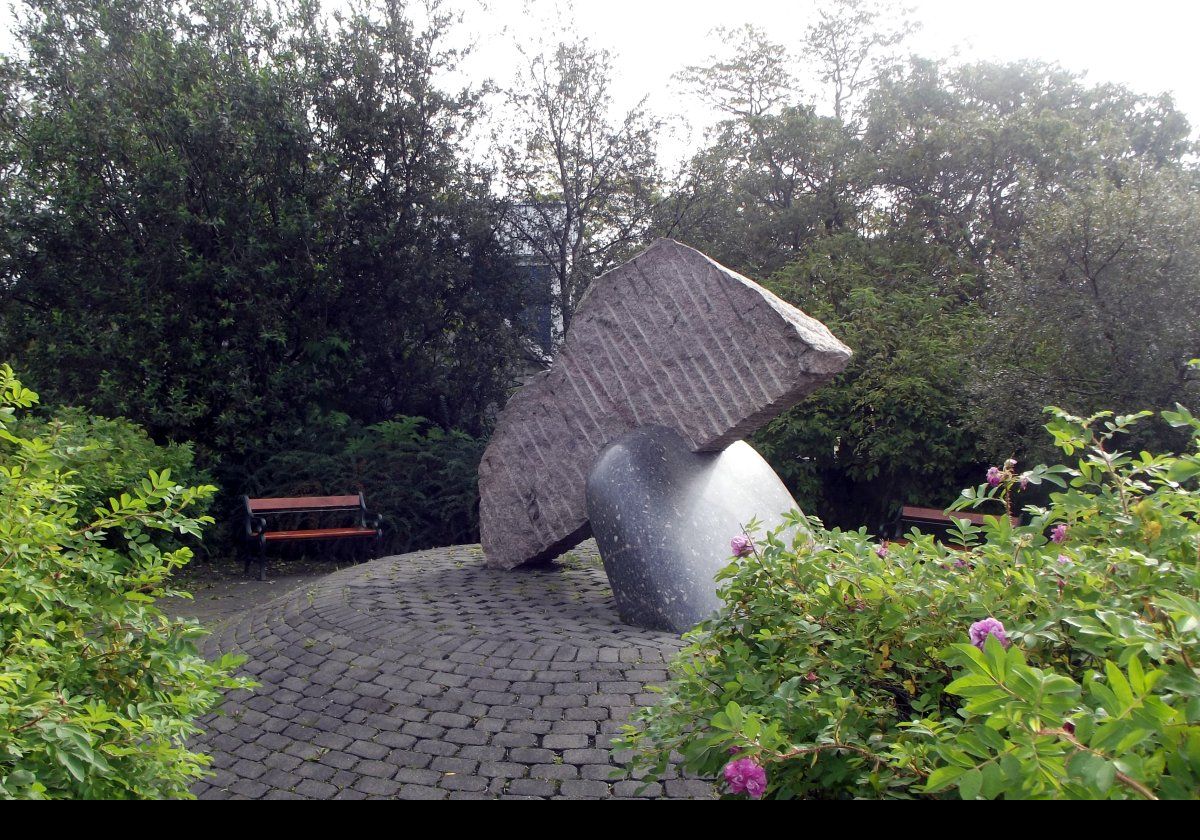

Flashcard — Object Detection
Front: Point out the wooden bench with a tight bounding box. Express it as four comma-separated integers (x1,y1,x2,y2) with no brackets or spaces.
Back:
241,494,382,580
896,505,1019,544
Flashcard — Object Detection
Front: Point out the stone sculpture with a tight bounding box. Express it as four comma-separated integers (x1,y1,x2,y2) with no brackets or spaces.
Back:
586,426,801,632
478,239,851,572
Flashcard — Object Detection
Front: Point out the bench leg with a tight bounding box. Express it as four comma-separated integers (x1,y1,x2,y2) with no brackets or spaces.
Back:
245,539,267,580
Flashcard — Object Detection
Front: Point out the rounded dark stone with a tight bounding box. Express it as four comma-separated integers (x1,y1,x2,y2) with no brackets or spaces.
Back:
586,426,798,633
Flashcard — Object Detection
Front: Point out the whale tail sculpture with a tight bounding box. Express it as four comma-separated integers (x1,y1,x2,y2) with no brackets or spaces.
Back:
477,239,852,630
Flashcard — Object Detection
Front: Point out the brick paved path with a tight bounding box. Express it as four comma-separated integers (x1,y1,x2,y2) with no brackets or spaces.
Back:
191,542,715,799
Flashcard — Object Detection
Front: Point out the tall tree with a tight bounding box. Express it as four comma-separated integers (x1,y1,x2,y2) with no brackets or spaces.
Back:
802,0,916,124
498,37,661,340
0,0,527,490
754,231,983,530
675,24,795,121
973,166,1200,458
662,6,1199,527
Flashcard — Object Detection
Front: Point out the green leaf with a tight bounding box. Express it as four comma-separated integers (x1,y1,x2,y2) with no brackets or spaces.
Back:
1166,457,1200,484
957,768,983,800
924,765,967,793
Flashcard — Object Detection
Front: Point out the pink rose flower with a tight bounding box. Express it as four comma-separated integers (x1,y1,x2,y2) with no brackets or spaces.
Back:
724,757,767,799
969,617,1010,650
730,535,754,557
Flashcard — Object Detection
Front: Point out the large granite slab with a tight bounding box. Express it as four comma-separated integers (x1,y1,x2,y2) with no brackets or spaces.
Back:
479,239,851,570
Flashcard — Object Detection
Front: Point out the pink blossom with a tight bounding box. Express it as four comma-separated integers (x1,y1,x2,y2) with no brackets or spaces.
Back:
874,543,889,559
730,535,754,557
724,757,767,799
969,617,1010,651
986,466,1003,487
1050,524,1068,544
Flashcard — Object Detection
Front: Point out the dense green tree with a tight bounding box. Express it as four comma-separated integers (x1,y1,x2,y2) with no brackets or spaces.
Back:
660,104,858,274
862,60,1199,455
665,25,859,272
973,166,1200,458
754,232,982,530
862,58,1193,262
0,0,527,501
663,16,1199,527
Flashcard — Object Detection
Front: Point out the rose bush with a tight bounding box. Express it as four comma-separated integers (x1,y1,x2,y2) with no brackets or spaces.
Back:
617,401,1200,799
0,366,249,798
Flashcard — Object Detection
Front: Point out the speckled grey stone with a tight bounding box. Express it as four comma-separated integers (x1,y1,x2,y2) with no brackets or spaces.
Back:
586,426,799,633
478,239,851,570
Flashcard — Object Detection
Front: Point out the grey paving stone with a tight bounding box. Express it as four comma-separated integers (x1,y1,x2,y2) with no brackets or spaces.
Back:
394,767,442,786
414,738,458,757
397,784,448,800
430,756,478,775
354,776,402,796
347,740,389,760
264,789,306,800
507,778,557,797
190,543,714,800
560,780,611,799
332,788,369,800
230,778,270,799
530,763,579,781
439,775,489,792
317,751,358,771
478,761,528,779
543,733,589,750
508,747,554,764
356,759,397,779
614,780,663,798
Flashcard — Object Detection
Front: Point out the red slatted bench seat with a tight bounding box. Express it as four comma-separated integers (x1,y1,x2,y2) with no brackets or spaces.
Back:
896,505,1020,548
241,493,382,580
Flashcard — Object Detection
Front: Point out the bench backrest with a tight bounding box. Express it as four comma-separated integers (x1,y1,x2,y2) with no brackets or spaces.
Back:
901,505,1019,528
246,494,365,516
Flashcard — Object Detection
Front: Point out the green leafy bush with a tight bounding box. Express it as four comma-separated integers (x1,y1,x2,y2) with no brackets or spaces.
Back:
248,416,485,555
0,366,248,799
618,405,1200,799
14,407,212,526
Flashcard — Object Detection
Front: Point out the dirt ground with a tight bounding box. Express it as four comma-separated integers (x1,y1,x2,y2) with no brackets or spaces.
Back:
160,556,344,631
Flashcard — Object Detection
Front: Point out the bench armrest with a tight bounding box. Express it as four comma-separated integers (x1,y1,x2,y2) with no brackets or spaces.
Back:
362,510,383,531
245,515,268,539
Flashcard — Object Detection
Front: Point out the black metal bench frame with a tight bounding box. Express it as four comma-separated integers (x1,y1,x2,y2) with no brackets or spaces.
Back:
241,493,383,580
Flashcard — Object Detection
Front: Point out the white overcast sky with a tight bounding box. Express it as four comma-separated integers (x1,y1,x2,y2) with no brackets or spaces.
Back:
451,0,1200,166
2,0,1197,166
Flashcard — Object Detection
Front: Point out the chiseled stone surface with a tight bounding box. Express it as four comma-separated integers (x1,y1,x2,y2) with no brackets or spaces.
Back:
479,239,851,570
190,543,714,800
587,426,798,633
